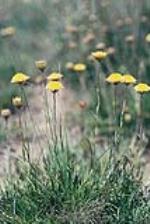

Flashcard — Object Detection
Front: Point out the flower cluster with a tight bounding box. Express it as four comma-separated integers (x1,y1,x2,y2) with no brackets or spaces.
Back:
106,72,150,94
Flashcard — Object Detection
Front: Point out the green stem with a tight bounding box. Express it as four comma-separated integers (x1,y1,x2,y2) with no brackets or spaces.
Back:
120,85,127,129
20,86,44,159
18,109,25,158
139,94,144,140
114,85,118,152
53,92,57,143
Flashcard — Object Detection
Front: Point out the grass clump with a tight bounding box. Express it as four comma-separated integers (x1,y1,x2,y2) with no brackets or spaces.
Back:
0,144,150,224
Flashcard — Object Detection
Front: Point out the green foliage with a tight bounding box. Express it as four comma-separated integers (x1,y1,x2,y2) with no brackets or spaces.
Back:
0,145,150,223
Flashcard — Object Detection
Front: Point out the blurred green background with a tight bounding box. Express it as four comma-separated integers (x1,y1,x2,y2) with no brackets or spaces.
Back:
0,0,149,124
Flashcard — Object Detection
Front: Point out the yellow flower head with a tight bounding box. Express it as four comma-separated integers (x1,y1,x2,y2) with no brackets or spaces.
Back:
73,63,86,72
124,112,132,123
121,74,136,85
46,81,64,93
12,96,23,109
95,42,106,50
0,26,16,37
1,109,11,119
65,62,74,70
134,83,150,93
35,60,47,72
125,34,135,43
47,72,63,81
106,73,122,84
145,33,150,43
11,73,30,84
91,51,107,61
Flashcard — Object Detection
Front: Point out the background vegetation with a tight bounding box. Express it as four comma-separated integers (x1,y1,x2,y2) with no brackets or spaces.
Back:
0,0,150,223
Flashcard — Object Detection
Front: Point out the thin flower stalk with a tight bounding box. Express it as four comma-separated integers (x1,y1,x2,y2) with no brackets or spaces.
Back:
46,76,63,144
114,85,119,151
138,94,144,140
53,92,57,143
20,86,44,156
17,108,26,159
119,85,128,129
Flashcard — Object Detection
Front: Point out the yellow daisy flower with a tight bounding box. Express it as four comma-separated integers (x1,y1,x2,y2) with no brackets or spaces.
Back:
145,33,150,43
95,42,106,50
125,34,135,43
47,72,63,81
35,60,47,72
65,62,74,70
121,74,136,85
0,26,16,37
46,81,64,92
73,63,86,72
91,51,107,61
106,73,122,84
134,83,150,93
12,96,23,109
124,112,132,123
11,73,30,84
1,109,11,119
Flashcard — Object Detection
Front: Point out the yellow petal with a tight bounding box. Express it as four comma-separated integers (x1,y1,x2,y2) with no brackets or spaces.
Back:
47,72,63,81
91,51,107,60
106,73,122,84
35,60,47,71
11,73,30,84
46,81,64,92
145,33,150,43
134,83,150,93
12,97,22,107
121,74,136,84
73,63,86,72
1,109,11,118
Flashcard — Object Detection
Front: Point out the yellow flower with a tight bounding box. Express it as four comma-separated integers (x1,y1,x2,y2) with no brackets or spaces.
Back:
35,60,47,72
46,81,64,92
121,74,136,85
1,109,11,119
125,34,135,43
73,63,86,72
124,112,132,123
145,33,150,43
106,73,122,84
91,51,107,60
12,96,23,109
65,62,74,70
134,83,150,93
0,26,16,37
11,73,30,84
47,72,63,81
95,42,106,50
